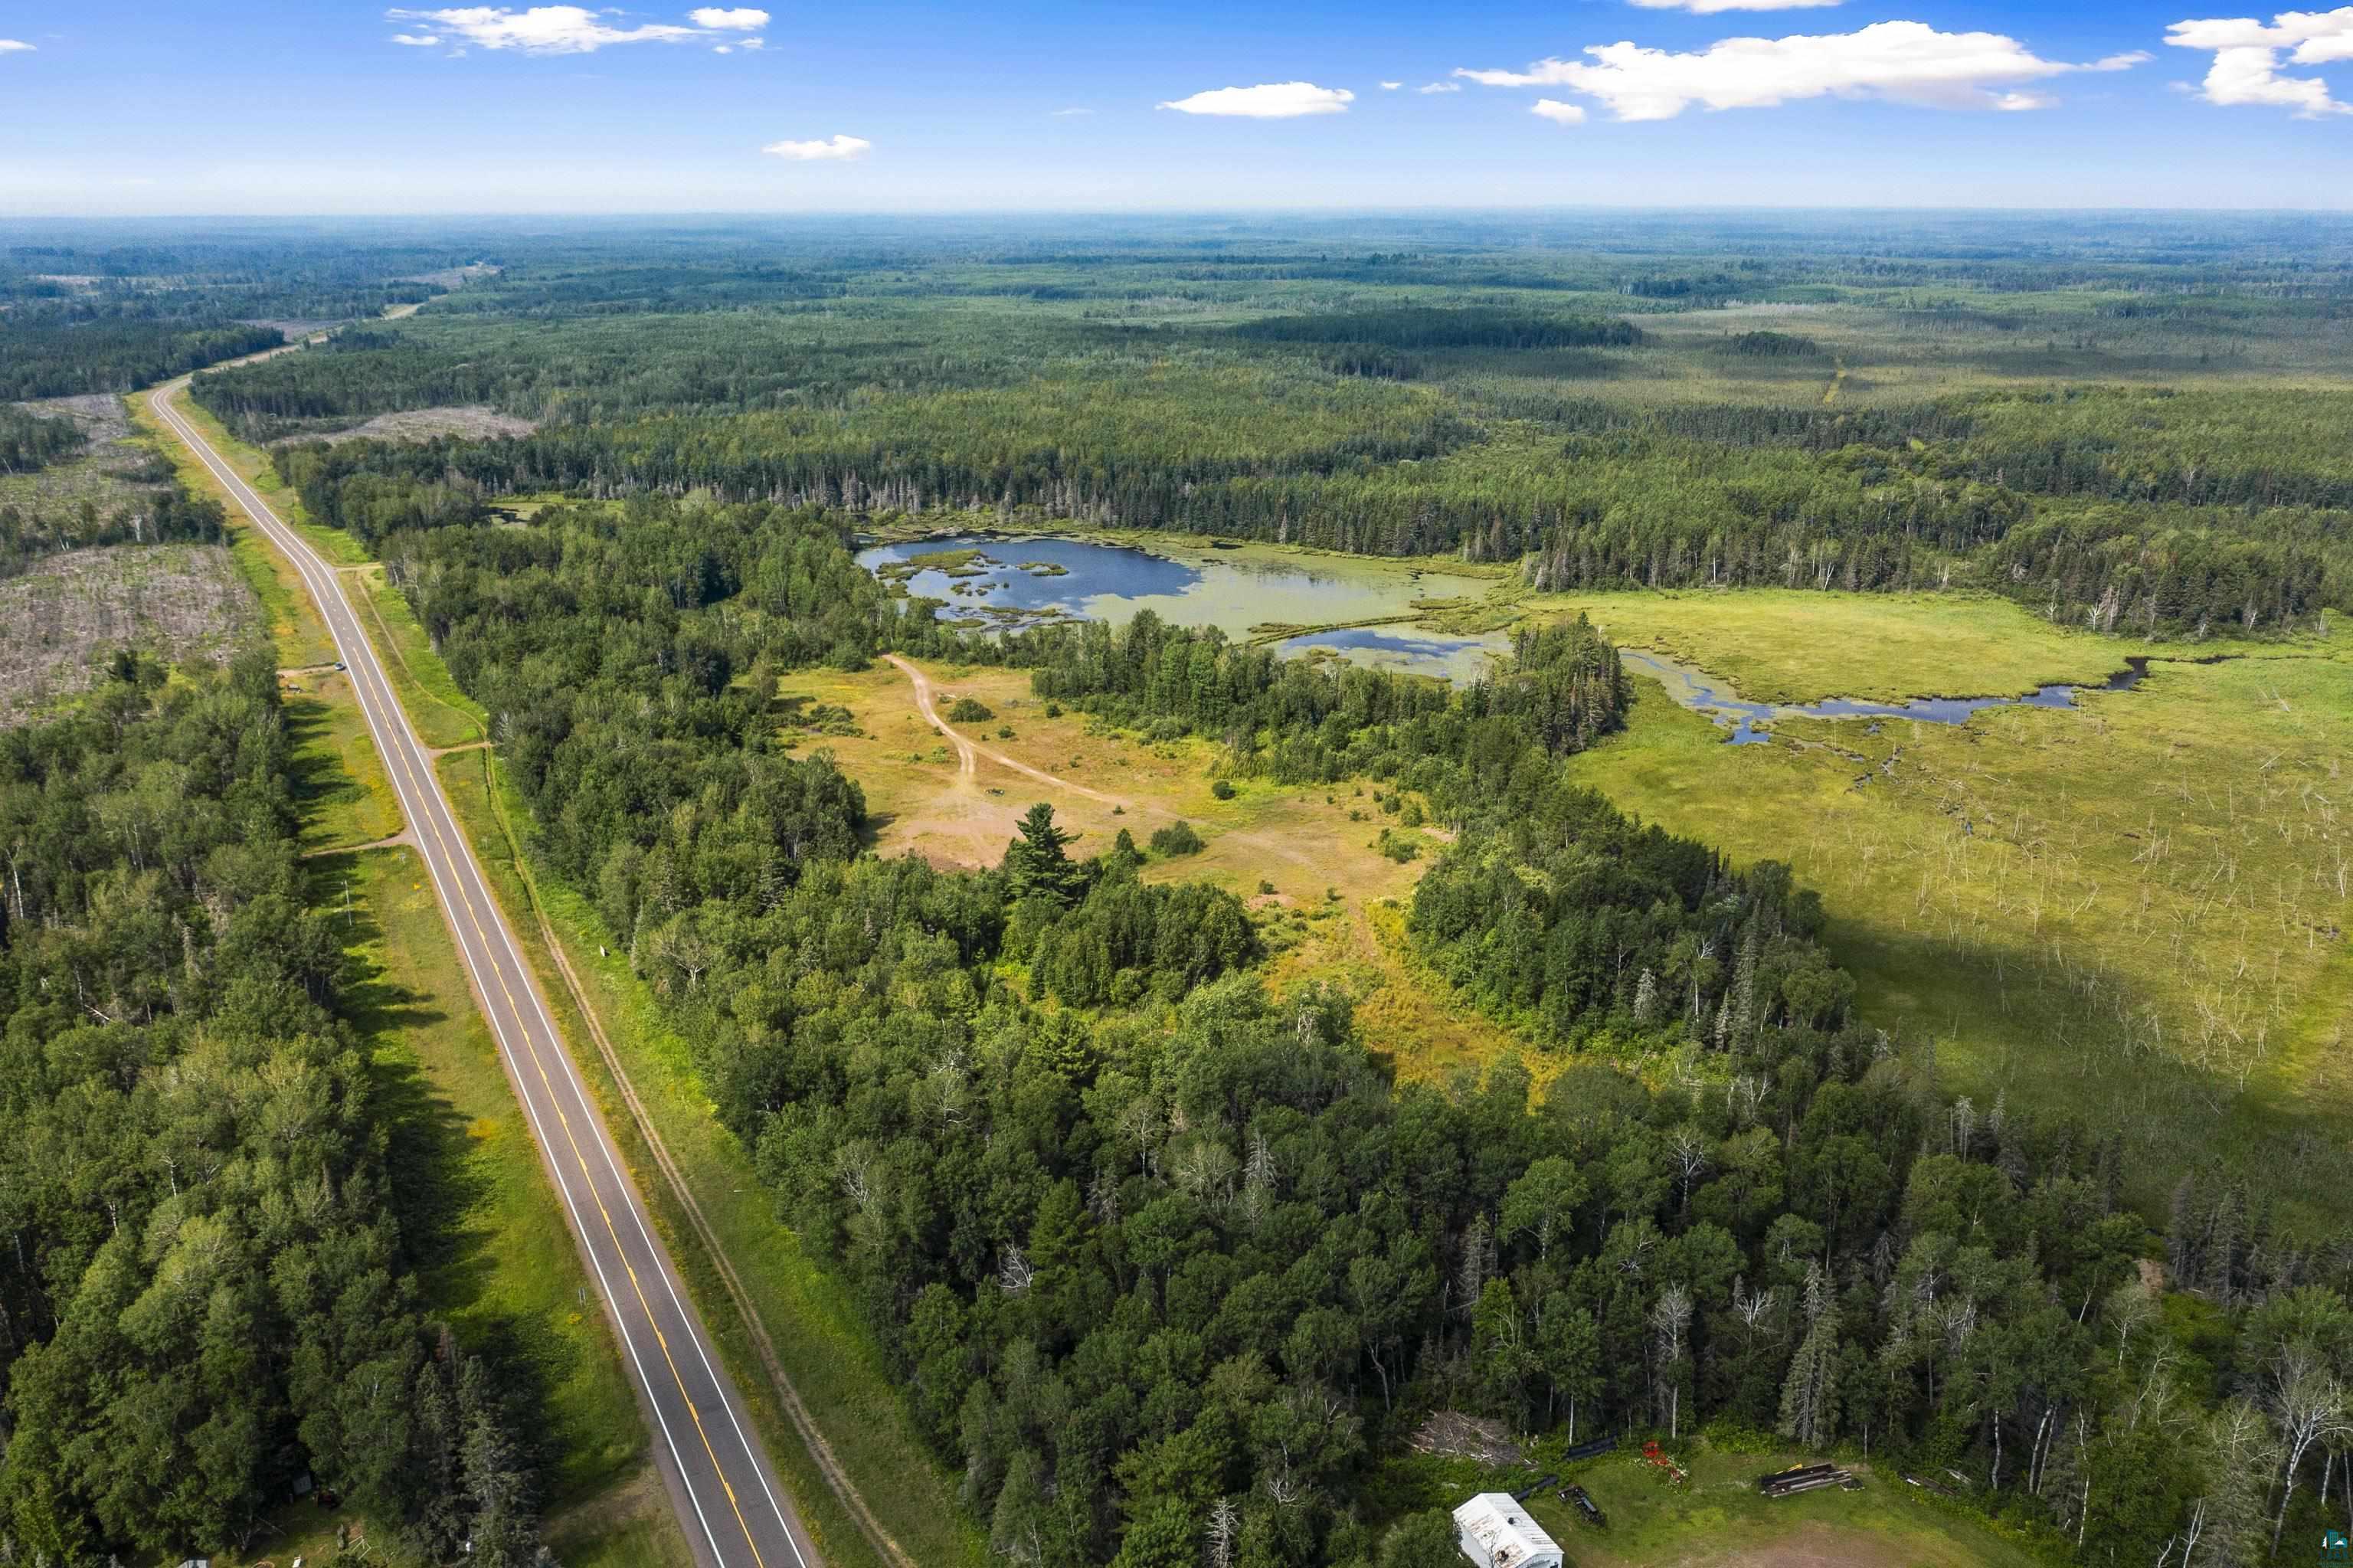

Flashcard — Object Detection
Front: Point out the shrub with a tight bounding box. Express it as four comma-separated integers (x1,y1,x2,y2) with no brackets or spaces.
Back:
946,696,993,722
1400,800,1425,827
1150,820,1205,856
1044,702,1062,718
1258,880,1276,895
1212,779,1237,801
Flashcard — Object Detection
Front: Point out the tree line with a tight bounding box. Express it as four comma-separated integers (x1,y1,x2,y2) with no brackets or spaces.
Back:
0,407,84,475
0,473,227,581
2,316,286,401
237,378,2342,637
0,653,545,1564
316,483,2353,1567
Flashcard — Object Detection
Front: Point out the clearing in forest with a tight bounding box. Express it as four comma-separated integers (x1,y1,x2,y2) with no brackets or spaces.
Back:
783,658,1535,1089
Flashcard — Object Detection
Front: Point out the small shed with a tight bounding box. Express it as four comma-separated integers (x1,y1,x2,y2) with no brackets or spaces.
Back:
1452,1493,1563,1568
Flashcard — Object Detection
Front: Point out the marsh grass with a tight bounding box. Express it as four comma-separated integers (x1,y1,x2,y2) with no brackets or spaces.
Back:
1567,622,2353,1230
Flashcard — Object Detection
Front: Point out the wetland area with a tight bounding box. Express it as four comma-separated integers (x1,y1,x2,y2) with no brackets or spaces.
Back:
856,531,1510,679
856,531,2353,1225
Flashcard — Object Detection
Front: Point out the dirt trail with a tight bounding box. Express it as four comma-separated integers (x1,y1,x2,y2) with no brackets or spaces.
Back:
884,653,1320,870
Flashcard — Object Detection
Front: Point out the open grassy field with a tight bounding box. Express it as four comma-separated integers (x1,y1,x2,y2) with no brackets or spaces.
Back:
1520,1447,2050,1568
1379,1437,2050,1568
1552,597,2352,1230
1524,586,2310,706
782,659,1538,1091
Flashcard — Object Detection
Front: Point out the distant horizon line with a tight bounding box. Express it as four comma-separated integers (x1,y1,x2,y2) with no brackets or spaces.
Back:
8,203,2353,224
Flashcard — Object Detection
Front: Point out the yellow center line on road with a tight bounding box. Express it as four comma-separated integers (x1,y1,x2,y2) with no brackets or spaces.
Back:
147,382,786,1568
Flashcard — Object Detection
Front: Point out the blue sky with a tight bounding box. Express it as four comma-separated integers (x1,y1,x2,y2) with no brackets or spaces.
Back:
1,1,2348,213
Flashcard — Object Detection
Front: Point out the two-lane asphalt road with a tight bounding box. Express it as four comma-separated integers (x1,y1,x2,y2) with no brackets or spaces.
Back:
149,381,819,1568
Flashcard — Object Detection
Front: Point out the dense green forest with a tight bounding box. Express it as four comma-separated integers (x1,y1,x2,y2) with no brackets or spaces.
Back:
182,214,2353,638
322,480,2353,1567
6,214,2352,1567
0,659,545,1558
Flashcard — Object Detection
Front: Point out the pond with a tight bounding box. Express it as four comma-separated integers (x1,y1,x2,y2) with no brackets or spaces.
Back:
856,532,1509,679
1619,648,2147,744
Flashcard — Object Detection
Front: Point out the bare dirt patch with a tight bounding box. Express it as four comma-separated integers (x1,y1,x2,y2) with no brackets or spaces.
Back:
788,658,1538,1089
1409,1411,1524,1468
273,404,539,447
0,543,259,725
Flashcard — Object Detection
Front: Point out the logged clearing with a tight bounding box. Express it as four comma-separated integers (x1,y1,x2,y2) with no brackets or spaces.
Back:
786,658,1534,1089
0,543,257,725
0,392,164,530
272,404,539,447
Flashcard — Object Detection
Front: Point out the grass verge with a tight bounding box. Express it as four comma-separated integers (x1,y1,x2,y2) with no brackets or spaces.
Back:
323,843,654,1504
438,745,983,1568
354,561,488,748
285,672,403,853
141,381,689,1568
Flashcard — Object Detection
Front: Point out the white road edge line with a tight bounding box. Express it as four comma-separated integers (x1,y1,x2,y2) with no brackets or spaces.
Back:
151,382,811,1568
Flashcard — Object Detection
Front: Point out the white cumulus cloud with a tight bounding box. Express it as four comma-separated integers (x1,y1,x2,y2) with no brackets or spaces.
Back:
1416,79,1461,93
1379,80,1403,89
762,134,871,160
390,31,440,44
2167,8,2353,115
385,5,769,53
0,38,34,52
1456,21,2142,119
1157,81,1354,117
1533,98,1588,123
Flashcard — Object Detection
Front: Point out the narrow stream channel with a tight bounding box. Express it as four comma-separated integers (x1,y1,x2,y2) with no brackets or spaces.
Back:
1619,649,2150,744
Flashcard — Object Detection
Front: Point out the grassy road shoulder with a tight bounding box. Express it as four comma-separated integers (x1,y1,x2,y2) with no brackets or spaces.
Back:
326,842,690,1564
155,398,978,1563
438,746,982,1568
136,382,692,1568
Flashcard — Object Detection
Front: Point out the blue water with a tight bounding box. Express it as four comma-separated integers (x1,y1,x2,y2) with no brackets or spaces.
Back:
1620,649,2145,744
858,535,1200,621
856,532,1505,679
1275,626,1506,682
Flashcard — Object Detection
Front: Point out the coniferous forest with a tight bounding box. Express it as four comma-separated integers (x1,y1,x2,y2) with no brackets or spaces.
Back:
2,213,2351,1568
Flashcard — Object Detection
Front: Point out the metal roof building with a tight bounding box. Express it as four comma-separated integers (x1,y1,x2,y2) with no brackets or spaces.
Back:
1451,1493,1563,1568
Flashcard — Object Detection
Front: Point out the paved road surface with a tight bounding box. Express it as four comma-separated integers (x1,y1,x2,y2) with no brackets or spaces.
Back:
151,381,819,1568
